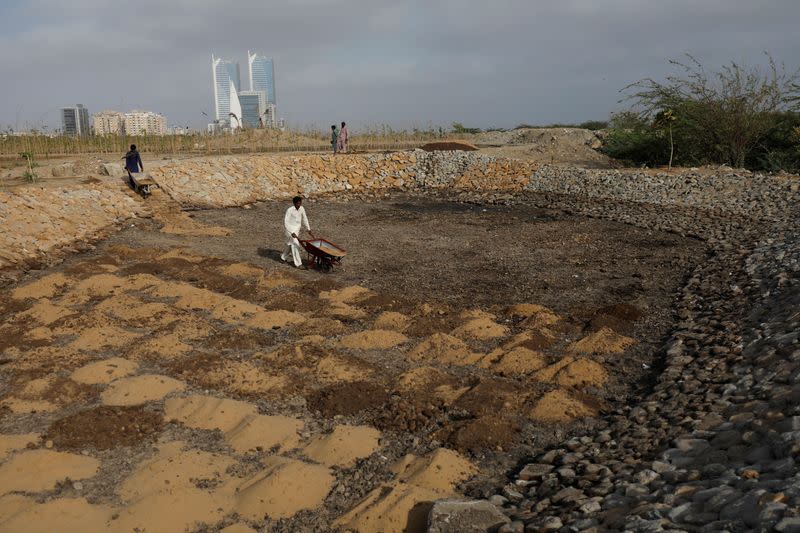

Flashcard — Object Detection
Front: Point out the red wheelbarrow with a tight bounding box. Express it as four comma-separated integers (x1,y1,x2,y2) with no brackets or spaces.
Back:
299,238,347,272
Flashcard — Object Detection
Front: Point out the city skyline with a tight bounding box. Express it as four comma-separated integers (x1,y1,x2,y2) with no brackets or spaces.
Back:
211,51,277,131
2,1,799,131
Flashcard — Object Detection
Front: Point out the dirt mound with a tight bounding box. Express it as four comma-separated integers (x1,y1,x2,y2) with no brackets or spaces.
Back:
371,394,446,433
588,302,642,334
568,327,636,355
552,357,608,388
303,425,381,468
408,333,482,365
335,449,476,533
308,381,389,417
529,388,596,423
46,405,163,450
453,379,527,418
472,127,613,168
447,416,521,453
337,329,409,350
420,141,478,152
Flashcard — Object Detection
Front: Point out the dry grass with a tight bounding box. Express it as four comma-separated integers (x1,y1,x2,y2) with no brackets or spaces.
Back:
0,127,466,159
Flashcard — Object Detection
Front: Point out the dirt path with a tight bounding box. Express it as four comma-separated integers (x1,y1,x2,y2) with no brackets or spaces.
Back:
0,194,703,532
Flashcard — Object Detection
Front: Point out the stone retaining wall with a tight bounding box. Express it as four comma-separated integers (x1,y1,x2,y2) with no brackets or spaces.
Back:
149,152,798,221
148,151,539,208
527,165,800,220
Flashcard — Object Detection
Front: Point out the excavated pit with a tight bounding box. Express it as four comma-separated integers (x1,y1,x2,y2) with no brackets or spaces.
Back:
0,192,706,532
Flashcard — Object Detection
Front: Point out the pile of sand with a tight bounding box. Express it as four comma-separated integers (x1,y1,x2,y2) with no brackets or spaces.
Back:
303,425,381,468
70,357,138,384
374,311,411,332
198,360,289,395
10,273,71,300
236,457,334,520
452,310,509,340
529,389,596,423
219,262,264,279
568,327,636,354
334,448,476,533
491,346,548,375
337,330,409,350
553,357,608,387
0,450,99,494
408,333,483,365
165,395,303,453
100,374,186,406
319,285,372,304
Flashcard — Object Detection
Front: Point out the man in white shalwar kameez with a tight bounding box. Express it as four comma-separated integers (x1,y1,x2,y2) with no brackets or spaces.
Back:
281,196,313,267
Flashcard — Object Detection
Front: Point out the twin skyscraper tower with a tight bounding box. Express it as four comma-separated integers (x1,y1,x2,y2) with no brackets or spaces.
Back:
211,51,277,131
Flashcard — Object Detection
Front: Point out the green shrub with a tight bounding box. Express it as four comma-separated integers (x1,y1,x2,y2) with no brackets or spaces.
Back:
604,54,800,171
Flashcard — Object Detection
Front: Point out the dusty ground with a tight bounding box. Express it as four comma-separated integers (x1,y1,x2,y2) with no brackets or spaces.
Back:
470,128,615,168
0,194,704,532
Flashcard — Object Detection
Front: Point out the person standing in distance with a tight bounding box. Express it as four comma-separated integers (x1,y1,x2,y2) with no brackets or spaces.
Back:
331,124,339,154
338,121,349,153
281,196,314,268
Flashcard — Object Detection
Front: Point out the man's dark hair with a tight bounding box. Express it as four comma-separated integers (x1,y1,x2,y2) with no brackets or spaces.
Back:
293,196,303,204
130,144,137,151
341,122,346,127
331,125,336,130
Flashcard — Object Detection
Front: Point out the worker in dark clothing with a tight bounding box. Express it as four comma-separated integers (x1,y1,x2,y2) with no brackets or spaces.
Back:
123,144,144,187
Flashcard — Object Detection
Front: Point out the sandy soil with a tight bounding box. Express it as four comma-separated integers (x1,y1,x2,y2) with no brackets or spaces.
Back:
0,194,703,532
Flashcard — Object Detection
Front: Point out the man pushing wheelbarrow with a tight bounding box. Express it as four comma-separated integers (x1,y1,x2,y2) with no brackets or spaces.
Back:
281,196,346,271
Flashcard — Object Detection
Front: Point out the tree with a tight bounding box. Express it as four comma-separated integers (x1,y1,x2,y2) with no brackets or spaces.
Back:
622,53,800,168
654,109,677,169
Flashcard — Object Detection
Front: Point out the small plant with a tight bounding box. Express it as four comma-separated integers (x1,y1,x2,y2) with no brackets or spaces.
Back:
19,151,38,182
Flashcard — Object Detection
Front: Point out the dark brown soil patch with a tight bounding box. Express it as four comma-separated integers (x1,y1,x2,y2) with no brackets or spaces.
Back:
0,324,51,355
39,377,101,406
371,394,446,433
452,379,528,418
263,292,325,313
598,302,643,322
307,381,389,417
165,352,221,379
420,141,478,152
405,314,462,338
47,405,163,450
587,302,643,335
200,327,276,352
446,416,521,454
300,317,348,336
518,329,557,350
62,254,120,276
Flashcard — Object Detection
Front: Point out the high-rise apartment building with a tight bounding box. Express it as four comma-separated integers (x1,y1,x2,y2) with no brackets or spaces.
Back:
238,90,266,128
248,51,276,105
92,111,126,136
124,111,167,136
61,104,90,136
212,55,241,121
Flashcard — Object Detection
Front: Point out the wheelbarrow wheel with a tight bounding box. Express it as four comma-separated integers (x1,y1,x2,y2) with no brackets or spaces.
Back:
321,261,332,273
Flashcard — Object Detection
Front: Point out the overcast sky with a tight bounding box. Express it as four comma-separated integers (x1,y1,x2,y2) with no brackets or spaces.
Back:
1,0,799,131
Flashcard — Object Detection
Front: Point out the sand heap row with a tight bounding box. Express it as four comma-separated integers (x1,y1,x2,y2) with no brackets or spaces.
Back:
0,243,642,531
0,183,145,271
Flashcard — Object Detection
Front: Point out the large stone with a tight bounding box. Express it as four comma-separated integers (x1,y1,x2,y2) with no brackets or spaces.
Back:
427,500,510,533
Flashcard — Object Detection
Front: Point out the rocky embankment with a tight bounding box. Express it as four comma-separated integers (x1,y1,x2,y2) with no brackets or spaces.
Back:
0,183,145,273
147,151,538,208
429,183,800,530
